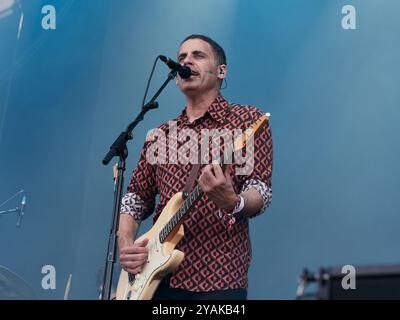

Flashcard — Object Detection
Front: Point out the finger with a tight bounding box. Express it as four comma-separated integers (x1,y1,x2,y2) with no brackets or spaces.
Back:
224,164,233,182
200,165,215,184
120,253,148,262
135,238,149,247
202,164,213,176
120,246,148,255
122,260,147,269
120,246,148,254
212,163,224,182
198,175,209,192
126,266,142,275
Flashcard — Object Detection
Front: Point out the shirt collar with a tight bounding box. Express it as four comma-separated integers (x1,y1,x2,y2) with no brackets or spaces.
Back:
176,94,230,126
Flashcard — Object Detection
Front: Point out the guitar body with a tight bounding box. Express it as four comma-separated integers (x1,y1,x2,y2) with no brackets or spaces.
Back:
116,192,185,300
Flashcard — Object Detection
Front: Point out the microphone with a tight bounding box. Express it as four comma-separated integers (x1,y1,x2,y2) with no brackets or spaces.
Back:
159,55,192,79
17,194,26,228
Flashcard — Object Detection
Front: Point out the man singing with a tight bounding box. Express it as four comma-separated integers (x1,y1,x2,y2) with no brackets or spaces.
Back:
118,34,273,300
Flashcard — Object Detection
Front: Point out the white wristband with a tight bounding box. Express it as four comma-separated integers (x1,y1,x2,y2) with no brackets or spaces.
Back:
232,195,245,215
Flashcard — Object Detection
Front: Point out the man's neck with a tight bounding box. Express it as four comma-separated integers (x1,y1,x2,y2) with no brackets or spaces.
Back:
185,89,220,123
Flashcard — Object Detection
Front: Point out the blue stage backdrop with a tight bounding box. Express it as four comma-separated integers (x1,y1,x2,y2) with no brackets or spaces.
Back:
0,0,399,299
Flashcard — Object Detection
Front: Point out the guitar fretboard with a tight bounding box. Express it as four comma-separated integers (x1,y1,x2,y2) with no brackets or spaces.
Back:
159,184,203,243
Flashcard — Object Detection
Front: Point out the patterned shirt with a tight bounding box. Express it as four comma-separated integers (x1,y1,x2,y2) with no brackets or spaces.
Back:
120,95,273,292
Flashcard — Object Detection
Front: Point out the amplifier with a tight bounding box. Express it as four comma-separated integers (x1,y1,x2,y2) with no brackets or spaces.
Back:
296,264,400,300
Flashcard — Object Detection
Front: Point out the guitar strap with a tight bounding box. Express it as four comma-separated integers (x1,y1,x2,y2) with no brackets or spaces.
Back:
182,103,234,198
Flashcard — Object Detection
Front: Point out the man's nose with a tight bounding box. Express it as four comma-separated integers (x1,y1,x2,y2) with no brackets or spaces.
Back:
182,55,194,66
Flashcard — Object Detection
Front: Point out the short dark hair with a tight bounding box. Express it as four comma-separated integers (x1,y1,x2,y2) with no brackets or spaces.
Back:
180,34,226,66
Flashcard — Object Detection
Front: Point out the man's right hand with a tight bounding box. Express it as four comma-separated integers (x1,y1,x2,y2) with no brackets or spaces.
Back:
119,238,149,275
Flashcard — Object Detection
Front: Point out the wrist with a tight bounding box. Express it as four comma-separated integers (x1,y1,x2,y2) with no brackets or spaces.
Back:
231,195,245,216
225,193,240,212
218,194,245,226
118,235,134,248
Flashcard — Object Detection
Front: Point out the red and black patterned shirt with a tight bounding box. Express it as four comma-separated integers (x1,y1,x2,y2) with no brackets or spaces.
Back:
120,95,273,292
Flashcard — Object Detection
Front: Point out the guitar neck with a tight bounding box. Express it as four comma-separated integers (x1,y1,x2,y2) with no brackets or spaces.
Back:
159,184,203,243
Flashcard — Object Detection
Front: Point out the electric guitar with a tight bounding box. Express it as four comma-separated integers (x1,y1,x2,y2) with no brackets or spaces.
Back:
116,113,270,300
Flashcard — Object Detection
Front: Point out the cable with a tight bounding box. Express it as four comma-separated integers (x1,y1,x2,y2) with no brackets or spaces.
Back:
0,189,24,208
141,56,161,108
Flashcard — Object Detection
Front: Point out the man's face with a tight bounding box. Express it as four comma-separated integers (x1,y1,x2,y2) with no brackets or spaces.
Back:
176,39,225,95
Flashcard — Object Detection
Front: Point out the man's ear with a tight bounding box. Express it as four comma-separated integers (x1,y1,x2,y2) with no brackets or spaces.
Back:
217,64,227,80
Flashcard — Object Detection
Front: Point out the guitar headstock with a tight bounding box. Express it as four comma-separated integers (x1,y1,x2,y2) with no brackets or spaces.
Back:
233,113,270,152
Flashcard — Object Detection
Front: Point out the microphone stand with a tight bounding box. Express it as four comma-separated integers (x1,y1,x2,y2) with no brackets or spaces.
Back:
100,69,177,300
0,190,25,227
0,208,23,228
0,208,19,216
